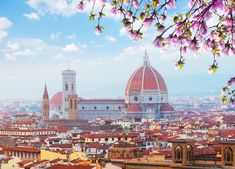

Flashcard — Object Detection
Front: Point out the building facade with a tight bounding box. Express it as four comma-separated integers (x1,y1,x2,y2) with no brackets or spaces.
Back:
45,52,175,121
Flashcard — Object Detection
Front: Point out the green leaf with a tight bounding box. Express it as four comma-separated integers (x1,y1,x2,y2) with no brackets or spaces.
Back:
173,16,178,24
89,14,96,21
140,12,145,20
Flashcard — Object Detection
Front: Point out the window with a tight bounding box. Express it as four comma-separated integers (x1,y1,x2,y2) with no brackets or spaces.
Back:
82,106,85,110
174,145,183,163
70,100,73,109
224,147,233,166
106,106,109,110
94,106,97,110
134,96,138,101
105,138,108,141
74,100,77,109
187,145,193,160
65,84,68,91
72,84,74,91
149,97,152,101
118,106,121,110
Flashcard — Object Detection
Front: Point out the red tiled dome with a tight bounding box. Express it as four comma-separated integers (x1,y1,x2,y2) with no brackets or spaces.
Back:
50,92,62,106
127,104,141,112
160,103,174,112
125,65,167,96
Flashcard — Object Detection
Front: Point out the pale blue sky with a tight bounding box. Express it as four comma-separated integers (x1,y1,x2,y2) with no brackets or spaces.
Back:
0,0,234,100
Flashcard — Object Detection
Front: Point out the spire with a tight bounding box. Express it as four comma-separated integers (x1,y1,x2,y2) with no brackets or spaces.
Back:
43,84,49,99
143,49,150,66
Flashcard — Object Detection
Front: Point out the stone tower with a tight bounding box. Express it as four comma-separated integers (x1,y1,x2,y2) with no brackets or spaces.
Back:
68,94,78,120
62,69,76,119
42,85,50,121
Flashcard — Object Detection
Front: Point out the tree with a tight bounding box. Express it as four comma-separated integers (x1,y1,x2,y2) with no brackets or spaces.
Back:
76,0,235,103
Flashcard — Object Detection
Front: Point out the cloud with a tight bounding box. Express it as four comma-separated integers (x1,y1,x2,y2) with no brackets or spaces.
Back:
0,30,8,40
0,17,12,40
66,33,76,39
26,0,78,17
62,43,86,52
1,38,58,61
0,17,12,30
23,12,40,20
5,41,21,51
50,32,62,40
5,49,34,61
26,0,121,20
105,35,116,42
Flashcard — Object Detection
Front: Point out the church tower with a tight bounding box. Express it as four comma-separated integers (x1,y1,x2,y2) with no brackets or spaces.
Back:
68,94,78,120
62,69,76,119
42,85,50,121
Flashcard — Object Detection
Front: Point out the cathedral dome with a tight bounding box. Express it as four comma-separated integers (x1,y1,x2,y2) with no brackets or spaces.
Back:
125,52,167,97
50,92,62,106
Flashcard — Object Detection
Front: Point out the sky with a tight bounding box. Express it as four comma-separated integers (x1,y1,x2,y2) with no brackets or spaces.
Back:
0,0,234,100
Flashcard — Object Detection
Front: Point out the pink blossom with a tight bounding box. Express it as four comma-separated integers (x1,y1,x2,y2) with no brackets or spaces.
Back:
204,10,211,20
166,0,175,9
228,78,235,87
212,0,223,10
188,0,194,8
99,0,106,3
143,17,153,27
95,25,102,36
200,22,207,35
110,8,117,14
222,43,233,56
192,21,199,30
132,0,139,8
153,36,164,48
77,1,84,11
132,31,143,41
189,39,199,52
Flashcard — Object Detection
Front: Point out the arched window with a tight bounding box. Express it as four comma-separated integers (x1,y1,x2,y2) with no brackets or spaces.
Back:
70,100,73,109
174,145,183,163
224,147,233,166
74,99,77,110
187,145,193,160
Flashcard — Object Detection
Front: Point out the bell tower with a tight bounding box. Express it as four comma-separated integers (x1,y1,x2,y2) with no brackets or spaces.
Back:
68,94,78,120
42,85,50,121
62,69,76,119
